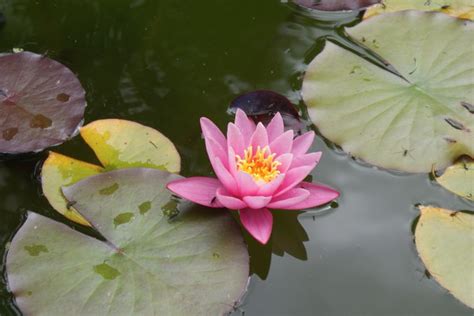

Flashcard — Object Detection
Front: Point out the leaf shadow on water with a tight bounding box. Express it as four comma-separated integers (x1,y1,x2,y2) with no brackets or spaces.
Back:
0,12,5,30
239,210,309,280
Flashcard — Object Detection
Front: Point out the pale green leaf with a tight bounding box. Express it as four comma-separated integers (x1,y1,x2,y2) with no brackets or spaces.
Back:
302,11,474,172
415,206,474,308
8,168,249,316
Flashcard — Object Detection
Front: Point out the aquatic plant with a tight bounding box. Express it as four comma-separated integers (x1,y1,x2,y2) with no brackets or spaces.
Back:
167,109,339,244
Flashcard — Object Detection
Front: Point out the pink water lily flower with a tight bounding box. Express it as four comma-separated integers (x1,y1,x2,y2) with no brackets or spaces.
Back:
167,109,339,244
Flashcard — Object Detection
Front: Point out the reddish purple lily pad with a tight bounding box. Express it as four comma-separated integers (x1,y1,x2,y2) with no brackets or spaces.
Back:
293,0,381,11
0,52,86,154
229,90,303,133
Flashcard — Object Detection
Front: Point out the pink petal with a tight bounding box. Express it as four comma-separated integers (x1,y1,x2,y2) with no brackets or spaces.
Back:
290,152,322,169
284,182,340,210
167,177,223,208
250,122,269,149
212,157,239,196
266,112,284,142
236,171,260,196
269,130,294,157
216,187,247,210
243,196,272,209
275,164,316,197
227,123,245,156
267,188,310,209
292,131,315,156
257,173,285,196
276,153,293,174
235,109,256,145
200,117,227,151
239,208,273,244
205,137,228,169
227,146,238,176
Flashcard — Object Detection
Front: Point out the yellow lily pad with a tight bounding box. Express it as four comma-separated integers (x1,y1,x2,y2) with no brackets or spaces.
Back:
415,206,474,308
434,160,474,201
364,0,474,20
41,119,180,225
41,152,103,226
80,119,180,172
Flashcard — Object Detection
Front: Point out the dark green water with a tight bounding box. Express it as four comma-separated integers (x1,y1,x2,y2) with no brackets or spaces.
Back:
0,1,472,315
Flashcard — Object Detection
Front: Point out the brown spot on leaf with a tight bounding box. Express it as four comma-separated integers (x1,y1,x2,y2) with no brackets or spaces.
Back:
461,101,474,114
2,128,18,141
444,118,469,132
30,114,52,129
444,137,457,144
56,93,70,102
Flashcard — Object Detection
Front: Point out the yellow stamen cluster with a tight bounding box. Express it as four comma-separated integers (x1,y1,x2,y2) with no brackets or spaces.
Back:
236,146,281,183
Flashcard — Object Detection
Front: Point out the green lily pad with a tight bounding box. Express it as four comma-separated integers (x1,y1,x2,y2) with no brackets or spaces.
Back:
0,51,86,154
7,168,249,315
365,0,474,20
434,160,474,200
41,119,180,226
302,11,474,172
415,206,474,308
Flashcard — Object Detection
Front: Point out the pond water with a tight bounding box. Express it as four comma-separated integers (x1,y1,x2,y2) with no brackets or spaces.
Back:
0,1,472,315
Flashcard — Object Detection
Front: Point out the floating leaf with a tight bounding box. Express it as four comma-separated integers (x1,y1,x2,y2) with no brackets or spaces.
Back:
434,159,474,200
293,0,381,11
365,0,474,20
7,168,249,315
80,119,180,171
0,52,86,154
41,119,180,225
41,152,103,226
415,206,474,308
229,90,303,133
302,11,474,172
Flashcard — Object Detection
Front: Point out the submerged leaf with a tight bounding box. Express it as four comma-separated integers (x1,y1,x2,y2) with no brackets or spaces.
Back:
293,0,381,11
365,0,474,20
7,168,249,315
0,51,86,154
41,119,180,225
434,159,474,200
415,206,474,308
229,90,302,133
302,11,474,172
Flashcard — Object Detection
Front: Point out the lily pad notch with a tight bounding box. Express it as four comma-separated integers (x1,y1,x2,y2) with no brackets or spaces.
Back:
302,11,474,172
41,119,181,226
433,159,474,201
8,168,250,315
